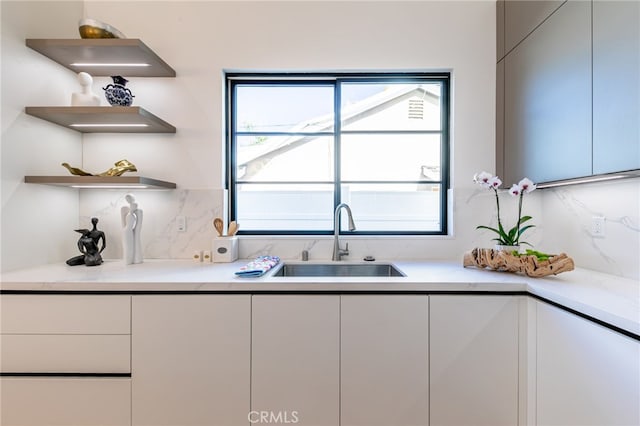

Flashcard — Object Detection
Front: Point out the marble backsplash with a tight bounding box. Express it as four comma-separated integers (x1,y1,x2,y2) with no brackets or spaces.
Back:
79,187,520,264
539,177,640,281
79,189,227,262
78,179,639,281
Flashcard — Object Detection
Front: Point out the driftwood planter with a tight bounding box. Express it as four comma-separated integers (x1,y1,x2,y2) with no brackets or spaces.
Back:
463,248,575,278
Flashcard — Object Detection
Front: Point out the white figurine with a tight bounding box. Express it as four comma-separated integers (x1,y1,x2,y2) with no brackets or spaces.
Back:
121,193,144,264
71,72,101,106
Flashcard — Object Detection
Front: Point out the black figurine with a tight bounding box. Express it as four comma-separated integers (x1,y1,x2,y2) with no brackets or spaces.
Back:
66,217,106,267
88,217,106,253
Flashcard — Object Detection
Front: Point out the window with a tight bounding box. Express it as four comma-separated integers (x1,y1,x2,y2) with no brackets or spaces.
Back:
226,73,450,235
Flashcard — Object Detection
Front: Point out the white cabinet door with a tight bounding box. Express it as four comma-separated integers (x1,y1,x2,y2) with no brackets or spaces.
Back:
341,295,429,426
1,377,131,426
430,295,519,426
251,295,340,426
131,295,251,426
1,294,130,334
537,301,640,426
2,334,130,373
1,294,132,425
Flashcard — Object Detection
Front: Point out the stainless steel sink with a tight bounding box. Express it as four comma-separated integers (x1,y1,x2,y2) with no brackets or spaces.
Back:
271,263,405,277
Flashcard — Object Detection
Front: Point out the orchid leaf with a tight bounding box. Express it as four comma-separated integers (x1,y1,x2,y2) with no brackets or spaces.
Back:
518,224,535,236
477,225,511,245
476,225,500,234
498,222,506,235
477,225,506,239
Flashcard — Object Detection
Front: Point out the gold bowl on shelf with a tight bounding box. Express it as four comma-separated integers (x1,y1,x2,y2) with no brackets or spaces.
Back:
78,18,126,39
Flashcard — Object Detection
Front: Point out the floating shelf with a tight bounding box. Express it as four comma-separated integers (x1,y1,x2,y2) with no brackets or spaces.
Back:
25,106,176,133
25,176,177,190
26,39,176,77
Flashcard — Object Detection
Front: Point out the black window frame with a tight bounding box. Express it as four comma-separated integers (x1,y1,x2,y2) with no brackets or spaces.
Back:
226,72,450,236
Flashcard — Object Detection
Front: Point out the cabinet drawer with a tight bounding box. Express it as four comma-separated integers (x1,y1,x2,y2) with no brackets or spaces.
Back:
1,335,130,373
1,295,130,334
0,377,131,426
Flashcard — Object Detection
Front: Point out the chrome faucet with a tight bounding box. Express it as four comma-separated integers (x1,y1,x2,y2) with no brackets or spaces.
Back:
332,203,356,261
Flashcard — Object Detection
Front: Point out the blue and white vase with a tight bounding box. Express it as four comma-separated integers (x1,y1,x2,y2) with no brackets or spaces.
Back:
103,76,134,106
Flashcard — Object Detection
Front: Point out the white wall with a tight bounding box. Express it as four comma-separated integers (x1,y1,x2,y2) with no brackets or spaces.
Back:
83,0,497,188
78,0,500,263
1,1,83,272
4,1,636,280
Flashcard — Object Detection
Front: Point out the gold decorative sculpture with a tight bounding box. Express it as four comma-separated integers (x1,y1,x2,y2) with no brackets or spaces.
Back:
463,248,574,278
62,159,137,177
99,159,138,176
61,163,92,176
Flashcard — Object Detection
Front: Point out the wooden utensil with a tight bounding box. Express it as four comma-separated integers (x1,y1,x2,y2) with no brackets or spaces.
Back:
213,218,224,237
227,221,239,236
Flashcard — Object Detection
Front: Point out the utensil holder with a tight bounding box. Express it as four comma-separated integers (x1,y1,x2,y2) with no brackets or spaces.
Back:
212,236,238,263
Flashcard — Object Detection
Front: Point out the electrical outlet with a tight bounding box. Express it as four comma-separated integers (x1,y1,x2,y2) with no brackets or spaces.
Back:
591,216,605,237
177,216,187,232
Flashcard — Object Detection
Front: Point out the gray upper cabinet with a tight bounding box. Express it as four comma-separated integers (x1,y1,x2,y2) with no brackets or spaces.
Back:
504,0,565,54
499,0,640,184
496,60,505,178
592,0,640,174
504,0,592,183
497,0,505,61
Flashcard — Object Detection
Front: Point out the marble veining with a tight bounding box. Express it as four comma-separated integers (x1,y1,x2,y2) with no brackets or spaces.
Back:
79,189,226,261
69,179,640,282
541,178,640,280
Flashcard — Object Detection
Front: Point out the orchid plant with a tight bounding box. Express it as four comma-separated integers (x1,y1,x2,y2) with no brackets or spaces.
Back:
473,171,537,247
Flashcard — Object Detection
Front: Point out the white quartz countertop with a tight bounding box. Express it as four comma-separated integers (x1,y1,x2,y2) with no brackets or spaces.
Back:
1,259,638,336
